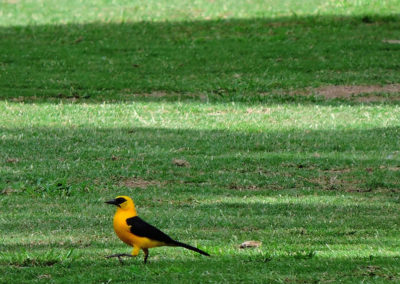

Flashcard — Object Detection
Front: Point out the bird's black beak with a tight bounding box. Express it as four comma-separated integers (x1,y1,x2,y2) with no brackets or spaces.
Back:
105,199,120,207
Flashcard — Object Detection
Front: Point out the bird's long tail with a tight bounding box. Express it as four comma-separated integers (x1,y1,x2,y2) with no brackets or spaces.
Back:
171,241,210,256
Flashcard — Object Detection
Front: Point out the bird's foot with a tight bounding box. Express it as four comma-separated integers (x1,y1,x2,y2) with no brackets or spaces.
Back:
106,253,134,264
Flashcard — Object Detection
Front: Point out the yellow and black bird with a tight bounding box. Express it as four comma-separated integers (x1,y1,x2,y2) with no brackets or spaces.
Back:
105,196,210,263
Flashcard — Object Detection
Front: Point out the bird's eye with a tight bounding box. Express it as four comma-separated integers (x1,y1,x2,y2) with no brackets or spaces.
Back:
115,197,127,205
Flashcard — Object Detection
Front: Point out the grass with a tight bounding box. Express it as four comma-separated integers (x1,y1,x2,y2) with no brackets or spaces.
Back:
1,103,400,283
1,7,400,102
1,0,399,26
1,0,400,283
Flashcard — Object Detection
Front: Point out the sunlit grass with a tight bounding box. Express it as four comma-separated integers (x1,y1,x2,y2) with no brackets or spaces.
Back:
1,0,399,26
1,102,400,130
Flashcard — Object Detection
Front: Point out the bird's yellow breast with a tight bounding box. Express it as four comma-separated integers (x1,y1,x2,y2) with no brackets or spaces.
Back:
113,211,164,249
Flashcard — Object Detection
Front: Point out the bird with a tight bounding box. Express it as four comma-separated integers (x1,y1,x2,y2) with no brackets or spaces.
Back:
105,195,210,264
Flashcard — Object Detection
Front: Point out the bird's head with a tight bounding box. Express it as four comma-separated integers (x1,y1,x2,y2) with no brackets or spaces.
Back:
105,196,136,213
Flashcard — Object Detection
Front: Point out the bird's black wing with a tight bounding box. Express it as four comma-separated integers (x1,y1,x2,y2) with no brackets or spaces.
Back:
126,216,174,244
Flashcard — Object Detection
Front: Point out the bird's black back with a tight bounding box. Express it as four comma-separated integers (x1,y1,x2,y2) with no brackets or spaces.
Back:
126,216,174,244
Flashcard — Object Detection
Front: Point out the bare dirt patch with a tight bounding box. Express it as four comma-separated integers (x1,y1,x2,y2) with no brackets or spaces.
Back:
6,158,19,163
322,168,352,174
1,188,19,195
302,175,363,192
122,91,207,100
172,158,190,167
138,91,169,98
120,178,162,189
311,84,400,101
380,165,400,171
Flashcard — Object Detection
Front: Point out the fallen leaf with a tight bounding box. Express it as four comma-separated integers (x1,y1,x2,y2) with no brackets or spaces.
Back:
239,241,262,249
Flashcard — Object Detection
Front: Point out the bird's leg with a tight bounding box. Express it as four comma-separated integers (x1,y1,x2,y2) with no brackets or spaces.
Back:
143,248,149,264
105,253,133,264
106,246,140,264
105,253,133,258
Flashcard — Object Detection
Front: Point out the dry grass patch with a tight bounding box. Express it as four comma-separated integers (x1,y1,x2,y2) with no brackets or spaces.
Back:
172,158,190,167
228,183,282,191
303,175,363,192
120,177,163,189
246,107,272,114
207,111,228,116
5,158,19,163
312,84,400,102
1,188,19,195
121,91,207,100
322,168,352,174
276,84,400,102
380,165,400,171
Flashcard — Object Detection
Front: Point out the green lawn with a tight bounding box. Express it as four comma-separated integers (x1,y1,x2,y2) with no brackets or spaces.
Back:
1,0,400,283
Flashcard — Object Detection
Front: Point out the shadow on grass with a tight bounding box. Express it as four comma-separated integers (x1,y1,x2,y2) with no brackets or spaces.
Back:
0,125,399,193
1,15,399,105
